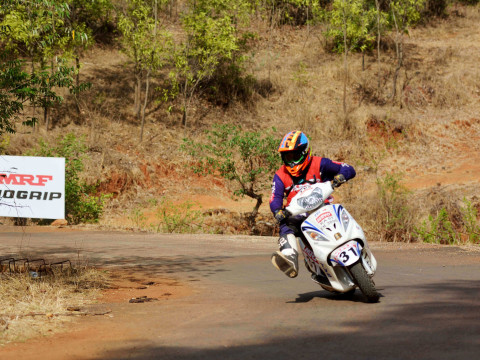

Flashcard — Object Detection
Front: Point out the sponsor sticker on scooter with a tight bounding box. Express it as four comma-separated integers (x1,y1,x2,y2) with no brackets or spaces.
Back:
315,211,333,223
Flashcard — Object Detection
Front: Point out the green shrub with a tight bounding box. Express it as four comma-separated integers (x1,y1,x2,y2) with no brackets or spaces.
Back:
415,207,459,244
151,199,204,233
28,133,109,224
460,197,480,244
182,124,281,226
128,207,148,229
414,197,480,244
376,172,414,241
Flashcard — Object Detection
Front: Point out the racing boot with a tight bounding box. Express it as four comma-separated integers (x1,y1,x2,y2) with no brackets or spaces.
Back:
271,234,299,278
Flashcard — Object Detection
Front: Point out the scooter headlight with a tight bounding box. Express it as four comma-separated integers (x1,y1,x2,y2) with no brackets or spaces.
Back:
306,230,329,242
341,209,350,231
297,188,324,211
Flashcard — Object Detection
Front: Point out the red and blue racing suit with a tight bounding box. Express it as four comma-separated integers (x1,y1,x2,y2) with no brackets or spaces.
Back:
269,156,356,236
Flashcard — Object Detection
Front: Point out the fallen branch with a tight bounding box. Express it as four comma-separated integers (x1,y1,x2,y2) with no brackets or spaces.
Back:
0,310,112,318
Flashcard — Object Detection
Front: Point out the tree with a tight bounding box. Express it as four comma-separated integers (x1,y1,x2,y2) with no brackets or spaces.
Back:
118,0,172,140
325,0,375,128
0,0,52,67
172,0,253,128
0,0,85,130
374,0,388,96
182,124,281,226
0,52,38,135
63,0,110,112
389,0,425,105
31,62,75,131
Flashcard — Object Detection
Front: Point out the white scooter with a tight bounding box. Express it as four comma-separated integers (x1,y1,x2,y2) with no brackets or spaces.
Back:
285,179,379,303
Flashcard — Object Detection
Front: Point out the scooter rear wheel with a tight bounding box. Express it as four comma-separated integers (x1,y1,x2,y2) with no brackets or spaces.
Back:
349,262,380,303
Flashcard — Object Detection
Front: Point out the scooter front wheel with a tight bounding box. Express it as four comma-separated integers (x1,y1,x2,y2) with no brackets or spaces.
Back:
349,262,380,303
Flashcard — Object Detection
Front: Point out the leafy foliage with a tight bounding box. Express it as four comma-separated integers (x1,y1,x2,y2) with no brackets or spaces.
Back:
389,0,426,29
171,0,255,126
0,51,79,134
67,0,114,42
0,0,94,130
127,199,204,233
415,207,459,244
325,0,376,54
0,0,71,61
28,134,109,224
317,0,428,55
389,0,426,102
118,0,171,70
31,62,75,115
376,171,414,241
460,197,480,243
152,199,204,233
415,198,480,244
118,0,173,139
0,53,38,134
128,206,148,229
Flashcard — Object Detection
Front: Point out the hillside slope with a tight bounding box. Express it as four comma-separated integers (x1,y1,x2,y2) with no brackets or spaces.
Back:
5,4,480,239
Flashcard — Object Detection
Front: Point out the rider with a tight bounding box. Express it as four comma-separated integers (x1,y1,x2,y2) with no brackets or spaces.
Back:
270,130,356,278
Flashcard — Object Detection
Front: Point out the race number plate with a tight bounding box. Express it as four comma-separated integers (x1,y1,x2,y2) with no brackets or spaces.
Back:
330,241,362,267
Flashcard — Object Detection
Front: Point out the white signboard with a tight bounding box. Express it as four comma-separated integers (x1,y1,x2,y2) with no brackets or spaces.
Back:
0,156,65,219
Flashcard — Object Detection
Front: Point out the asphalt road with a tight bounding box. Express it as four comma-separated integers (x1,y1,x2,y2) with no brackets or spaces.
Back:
1,230,479,359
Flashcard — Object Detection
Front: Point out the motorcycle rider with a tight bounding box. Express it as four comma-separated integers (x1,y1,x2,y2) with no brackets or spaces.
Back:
270,130,356,278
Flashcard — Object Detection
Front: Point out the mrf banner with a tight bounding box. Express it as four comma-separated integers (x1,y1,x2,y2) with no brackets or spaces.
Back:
0,156,65,219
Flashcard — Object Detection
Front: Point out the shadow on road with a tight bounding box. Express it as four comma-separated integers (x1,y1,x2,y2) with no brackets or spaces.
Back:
108,255,232,281
96,280,480,360
290,289,384,303
2,245,232,281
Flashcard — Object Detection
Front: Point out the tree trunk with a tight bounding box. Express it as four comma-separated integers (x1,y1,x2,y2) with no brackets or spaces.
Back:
154,0,158,29
400,69,408,109
134,77,138,112
133,44,141,118
182,78,200,129
31,58,37,132
391,8,403,104
342,5,349,129
251,195,263,221
135,70,142,119
74,56,81,115
139,0,157,141
343,51,347,118
375,0,382,96
44,104,49,131
76,56,80,91
246,192,263,232
140,70,150,141
182,105,187,128
182,77,190,128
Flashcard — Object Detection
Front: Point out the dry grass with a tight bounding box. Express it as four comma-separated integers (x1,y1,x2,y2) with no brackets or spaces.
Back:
0,267,110,345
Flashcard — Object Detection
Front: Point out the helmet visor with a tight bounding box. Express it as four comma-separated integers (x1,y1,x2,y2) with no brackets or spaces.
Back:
282,149,305,166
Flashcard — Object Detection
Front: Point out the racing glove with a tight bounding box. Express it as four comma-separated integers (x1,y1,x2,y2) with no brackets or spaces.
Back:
274,209,289,224
333,174,346,187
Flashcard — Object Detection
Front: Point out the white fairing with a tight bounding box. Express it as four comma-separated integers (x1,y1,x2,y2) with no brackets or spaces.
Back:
286,181,334,216
286,182,378,293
